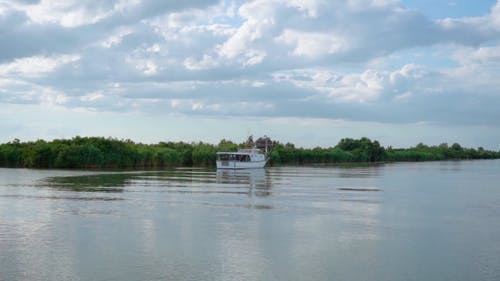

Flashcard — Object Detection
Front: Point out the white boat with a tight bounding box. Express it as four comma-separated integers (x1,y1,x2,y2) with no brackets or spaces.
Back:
216,148,268,169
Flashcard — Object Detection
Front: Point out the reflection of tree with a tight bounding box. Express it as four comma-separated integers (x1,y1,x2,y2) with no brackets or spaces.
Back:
42,173,134,192
41,169,274,196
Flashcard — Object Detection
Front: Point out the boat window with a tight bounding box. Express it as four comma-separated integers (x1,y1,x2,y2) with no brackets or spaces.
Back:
218,154,252,162
217,154,230,161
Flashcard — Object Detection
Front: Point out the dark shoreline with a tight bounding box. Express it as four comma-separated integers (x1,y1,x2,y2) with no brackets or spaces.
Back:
1,136,499,169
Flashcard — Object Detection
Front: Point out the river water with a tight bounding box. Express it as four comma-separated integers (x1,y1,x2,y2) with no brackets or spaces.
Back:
1,160,499,281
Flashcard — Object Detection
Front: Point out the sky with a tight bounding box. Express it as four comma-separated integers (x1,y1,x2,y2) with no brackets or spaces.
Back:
0,0,500,149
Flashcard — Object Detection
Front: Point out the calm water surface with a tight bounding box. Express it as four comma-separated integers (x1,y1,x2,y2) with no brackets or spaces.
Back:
1,160,500,281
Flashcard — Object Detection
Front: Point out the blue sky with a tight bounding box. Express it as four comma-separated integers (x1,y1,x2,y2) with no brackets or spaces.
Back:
402,0,497,18
1,0,500,149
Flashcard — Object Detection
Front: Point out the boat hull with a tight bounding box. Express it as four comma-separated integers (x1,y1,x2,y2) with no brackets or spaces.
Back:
216,160,267,169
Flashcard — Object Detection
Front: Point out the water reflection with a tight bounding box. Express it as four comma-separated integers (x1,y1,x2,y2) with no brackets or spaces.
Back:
216,169,272,197
0,167,410,279
337,187,381,192
40,173,129,192
37,169,274,198
0,194,123,201
336,165,383,178
4,162,500,281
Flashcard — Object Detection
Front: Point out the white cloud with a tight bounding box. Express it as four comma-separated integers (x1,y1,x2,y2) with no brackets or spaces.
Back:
217,18,271,60
0,54,80,77
285,0,322,17
137,60,158,76
40,90,68,106
273,68,387,103
101,28,133,48
452,45,500,65
80,92,104,102
491,1,500,28
276,29,348,57
216,0,277,62
146,43,161,53
184,54,219,70
394,91,412,101
1,0,500,146
243,50,266,66
23,0,114,27
167,98,273,115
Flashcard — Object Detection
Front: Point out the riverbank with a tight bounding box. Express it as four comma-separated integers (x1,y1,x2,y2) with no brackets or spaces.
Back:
0,136,499,169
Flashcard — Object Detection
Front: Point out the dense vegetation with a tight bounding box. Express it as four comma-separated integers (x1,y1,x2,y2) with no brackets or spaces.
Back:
270,138,500,164
0,136,498,169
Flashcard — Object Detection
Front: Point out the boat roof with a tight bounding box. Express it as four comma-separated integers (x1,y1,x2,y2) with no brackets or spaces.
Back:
217,152,250,155
216,148,262,155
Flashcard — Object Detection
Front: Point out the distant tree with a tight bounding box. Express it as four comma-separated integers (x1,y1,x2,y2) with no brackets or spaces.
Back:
335,137,386,162
439,143,449,149
218,139,238,152
416,143,428,149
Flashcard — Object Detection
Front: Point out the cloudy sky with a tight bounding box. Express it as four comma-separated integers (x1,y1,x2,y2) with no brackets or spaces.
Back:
1,0,500,149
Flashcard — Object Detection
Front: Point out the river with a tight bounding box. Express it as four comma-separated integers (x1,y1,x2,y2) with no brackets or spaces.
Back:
1,160,500,281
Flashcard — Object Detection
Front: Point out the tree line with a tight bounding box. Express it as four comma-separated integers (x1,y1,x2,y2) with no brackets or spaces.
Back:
270,138,500,164
0,136,498,169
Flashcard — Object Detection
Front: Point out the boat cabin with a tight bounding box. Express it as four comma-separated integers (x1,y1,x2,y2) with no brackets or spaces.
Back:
216,148,267,169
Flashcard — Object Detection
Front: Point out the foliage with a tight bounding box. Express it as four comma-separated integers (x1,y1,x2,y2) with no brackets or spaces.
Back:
0,136,498,169
269,138,500,164
385,142,500,162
